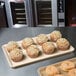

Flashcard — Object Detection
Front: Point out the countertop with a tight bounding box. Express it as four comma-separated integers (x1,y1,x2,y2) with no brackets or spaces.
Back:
0,27,76,76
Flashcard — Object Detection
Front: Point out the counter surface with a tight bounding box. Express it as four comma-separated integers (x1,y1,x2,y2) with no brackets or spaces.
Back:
0,27,76,76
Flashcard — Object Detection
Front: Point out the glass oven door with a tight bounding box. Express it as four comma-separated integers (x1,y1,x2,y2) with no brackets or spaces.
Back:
5,0,28,28
34,0,58,27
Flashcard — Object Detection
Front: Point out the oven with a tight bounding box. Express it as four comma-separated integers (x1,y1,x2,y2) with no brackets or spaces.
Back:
25,0,58,27
34,0,58,27
5,0,66,27
33,0,65,27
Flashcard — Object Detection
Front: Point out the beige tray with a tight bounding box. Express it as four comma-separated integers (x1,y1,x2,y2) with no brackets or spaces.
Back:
38,58,76,76
2,42,74,68
2,33,75,68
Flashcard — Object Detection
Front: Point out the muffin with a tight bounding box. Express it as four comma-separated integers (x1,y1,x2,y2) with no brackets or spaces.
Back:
56,38,70,50
46,65,59,76
6,41,19,52
9,48,24,62
60,60,75,72
50,30,62,42
68,69,76,76
54,74,64,76
22,38,34,49
26,45,40,58
36,34,48,45
42,42,55,54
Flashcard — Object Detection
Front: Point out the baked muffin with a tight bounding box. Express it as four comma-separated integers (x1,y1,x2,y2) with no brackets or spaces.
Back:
54,74,64,76
6,41,19,52
68,69,76,76
50,30,62,42
9,48,24,62
60,60,75,72
26,45,40,58
42,42,55,54
22,38,34,49
46,65,59,76
36,34,48,45
56,38,70,50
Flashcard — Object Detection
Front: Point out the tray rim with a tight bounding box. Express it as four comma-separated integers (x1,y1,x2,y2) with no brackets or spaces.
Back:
2,44,75,68
1,33,75,68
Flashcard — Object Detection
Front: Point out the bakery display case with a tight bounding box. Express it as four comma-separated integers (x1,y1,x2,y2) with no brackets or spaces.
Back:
0,27,76,76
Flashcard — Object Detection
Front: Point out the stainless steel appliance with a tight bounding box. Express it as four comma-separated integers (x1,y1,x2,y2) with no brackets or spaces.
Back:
24,0,58,27
34,0,58,27
57,0,65,27
25,0,65,27
5,0,66,28
56,0,76,27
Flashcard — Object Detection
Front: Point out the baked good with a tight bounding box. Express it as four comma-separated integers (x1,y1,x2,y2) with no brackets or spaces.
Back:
6,41,19,52
26,45,40,58
54,74,64,76
22,38,34,49
60,60,75,72
68,69,76,76
42,42,55,54
46,65,59,76
50,30,62,42
56,38,70,50
9,48,24,62
36,34,48,45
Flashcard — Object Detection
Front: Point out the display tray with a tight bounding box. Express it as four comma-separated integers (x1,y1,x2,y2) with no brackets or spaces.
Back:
38,58,76,76
2,33,75,68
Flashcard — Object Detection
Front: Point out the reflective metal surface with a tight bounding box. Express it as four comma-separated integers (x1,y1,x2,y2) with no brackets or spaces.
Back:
0,27,76,76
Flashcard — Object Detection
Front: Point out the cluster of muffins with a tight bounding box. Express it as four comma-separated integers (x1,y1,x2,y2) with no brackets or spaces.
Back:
5,41,24,62
5,30,71,62
45,60,76,76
